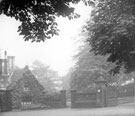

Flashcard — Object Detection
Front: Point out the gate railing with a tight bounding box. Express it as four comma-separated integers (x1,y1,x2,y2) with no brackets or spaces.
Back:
71,90,97,108
106,86,117,107
42,90,66,108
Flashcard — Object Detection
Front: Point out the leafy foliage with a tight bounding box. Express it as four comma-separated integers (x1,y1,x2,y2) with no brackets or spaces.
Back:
118,82,134,97
69,42,134,91
0,0,83,42
70,43,115,91
32,60,60,92
86,0,135,74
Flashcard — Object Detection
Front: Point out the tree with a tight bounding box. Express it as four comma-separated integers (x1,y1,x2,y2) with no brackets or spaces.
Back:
0,0,82,42
31,60,59,92
0,0,96,42
69,42,115,91
85,0,135,74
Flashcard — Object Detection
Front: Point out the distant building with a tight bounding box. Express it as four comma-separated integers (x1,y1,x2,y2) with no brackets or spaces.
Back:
0,51,45,109
0,51,15,89
7,66,45,109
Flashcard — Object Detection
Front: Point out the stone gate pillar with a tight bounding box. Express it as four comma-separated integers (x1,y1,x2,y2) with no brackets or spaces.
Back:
60,90,66,107
134,77,135,105
71,90,76,108
95,76,107,107
0,59,3,74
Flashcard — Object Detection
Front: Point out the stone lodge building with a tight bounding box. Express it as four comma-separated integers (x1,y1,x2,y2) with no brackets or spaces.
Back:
7,66,44,109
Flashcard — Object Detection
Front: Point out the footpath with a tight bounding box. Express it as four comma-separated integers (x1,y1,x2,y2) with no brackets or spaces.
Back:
1,103,135,116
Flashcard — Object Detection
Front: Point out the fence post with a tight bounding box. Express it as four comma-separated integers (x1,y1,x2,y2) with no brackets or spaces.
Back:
71,90,76,108
60,90,66,107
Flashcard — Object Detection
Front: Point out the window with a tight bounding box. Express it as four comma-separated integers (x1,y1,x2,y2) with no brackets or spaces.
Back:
21,96,32,105
23,82,29,91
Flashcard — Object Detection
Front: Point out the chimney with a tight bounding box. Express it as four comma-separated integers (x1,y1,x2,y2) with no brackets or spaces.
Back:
4,51,8,74
0,59,2,74
7,56,15,71
4,51,7,59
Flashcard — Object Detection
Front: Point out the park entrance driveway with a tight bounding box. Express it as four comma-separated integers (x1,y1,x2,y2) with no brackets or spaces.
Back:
1,103,134,116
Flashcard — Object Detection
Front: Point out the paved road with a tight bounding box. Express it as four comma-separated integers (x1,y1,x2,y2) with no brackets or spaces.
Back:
1,104,134,116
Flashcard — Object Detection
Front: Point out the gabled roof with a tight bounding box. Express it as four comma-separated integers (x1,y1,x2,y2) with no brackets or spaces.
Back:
7,68,23,89
7,67,44,91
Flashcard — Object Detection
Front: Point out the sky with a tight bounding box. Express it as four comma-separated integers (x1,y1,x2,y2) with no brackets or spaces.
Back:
0,2,91,76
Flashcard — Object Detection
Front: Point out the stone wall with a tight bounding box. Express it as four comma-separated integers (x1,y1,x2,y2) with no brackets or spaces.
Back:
0,90,12,112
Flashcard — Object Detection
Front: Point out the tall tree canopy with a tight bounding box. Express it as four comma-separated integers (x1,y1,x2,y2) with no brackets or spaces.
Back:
0,0,81,42
69,42,134,91
86,0,135,74
0,0,95,42
69,42,115,91
31,60,59,92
